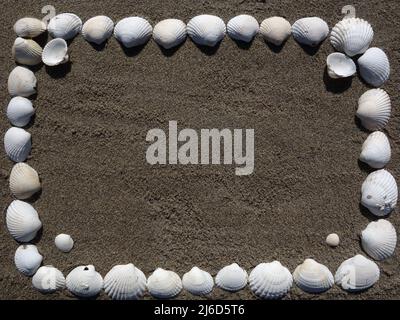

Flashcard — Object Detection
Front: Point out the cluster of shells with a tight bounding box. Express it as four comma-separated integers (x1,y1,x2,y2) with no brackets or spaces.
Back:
4,11,397,299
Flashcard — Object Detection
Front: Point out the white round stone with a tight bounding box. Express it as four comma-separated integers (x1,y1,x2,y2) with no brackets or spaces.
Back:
326,233,340,247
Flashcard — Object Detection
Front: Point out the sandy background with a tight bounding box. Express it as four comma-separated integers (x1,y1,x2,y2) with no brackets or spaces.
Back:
0,0,399,300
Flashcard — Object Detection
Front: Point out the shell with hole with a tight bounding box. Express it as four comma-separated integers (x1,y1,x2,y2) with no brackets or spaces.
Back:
147,268,182,299
182,267,214,296
12,37,42,66
6,97,35,127
55,234,74,253
358,47,390,87
48,13,82,40
293,259,334,293
8,66,37,97
14,17,46,38
42,38,69,66
4,127,31,162
360,131,391,169
260,17,291,46
326,52,356,79
114,17,153,48
82,16,114,44
10,162,41,199
14,244,43,276
153,19,187,49
357,89,391,131
187,14,226,47
32,266,66,293
227,14,259,43
215,263,248,292
292,17,329,47
66,265,103,298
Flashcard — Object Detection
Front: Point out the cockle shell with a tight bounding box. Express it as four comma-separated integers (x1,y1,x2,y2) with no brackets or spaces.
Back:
326,52,356,79
360,131,391,169
12,37,42,66
361,169,398,217
357,89,391,131
147,268,182,299
330,18,374,57
358,47,390,87
32,266,66,293
361,219,397,260
66,265,103,298
293,259,334,293
14,244,43,276
114,17,153,48
104,264,147,300
292,17,329,47
42,38,69,66
249,261,293,299
14,17,46,38
215,263,248,292
82,16,114,44
6,200,42,242
48,13,82,40
187,15,226,47
8,66,37,97
326,233,340,247
54,234,74,253
4,127,32,162
10,162,41,199
227,14,259,43
182,267,214,296
260,17,292,46
6,97,35,127
153,19,187,49
335,254,380,292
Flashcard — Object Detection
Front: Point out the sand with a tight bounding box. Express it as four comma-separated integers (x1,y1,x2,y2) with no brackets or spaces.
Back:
1,0,399,300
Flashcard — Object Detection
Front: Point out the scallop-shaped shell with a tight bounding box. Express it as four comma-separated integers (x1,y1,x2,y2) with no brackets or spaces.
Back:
153,19,187,49
114,17,153,48
14,244,43,276
12,38,42,66
10,162,41,199
147,268,182,299
227,15,259,43
4,127,31,163
66,265,103,298
249,261,293,299
42,38,69,66
293,259,334,293
326,52,356,79
335,254,380,291
358,48,390,87
6,97,35,127
215,263,248,292
357,89,391,131
326,233,340,247
82,16,114,44
361,219,397,260
48,13,82,40
187,15,226,47
330,18,374,57
260,17,292,46
14,17,46,38
104,264,147,300
182,267,214,296
292,17,329,47
6,200,42,242
32,266,66,293
360,131,391,169
361,169,398,217
8,66,37,97
55,234,74,253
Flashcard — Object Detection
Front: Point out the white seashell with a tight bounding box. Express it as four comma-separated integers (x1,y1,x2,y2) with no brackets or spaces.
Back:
10,162,41,199
14,17,46,38
249,261,293,299
293,259,334,293
66,265,103,298
360,131,391,169
32,266,66,293
14,244,43,276
182,267,214,296
114,17,153,48
42,38,69,66
8,66,37,97
361,219,397,260
326,52,356,79
4,127,32,162
330,18,374,57
153,19,187,49
335,254,380,291
292,17,329,47
326,233,340,247
227,15,259,43
104,264,147,300
215,263,248,292
187,15,226,47
357,89,391,131
260,17,291,46
12,38,42,66
147,268,182,299
54,234,74,253
48,13,82,40
6,200,42,242
82,16,114,44
6,97,35,127
358,48,390,87
361,169,398,216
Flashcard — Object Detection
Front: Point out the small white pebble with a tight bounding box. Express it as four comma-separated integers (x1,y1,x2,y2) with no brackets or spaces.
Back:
326,233,340,247
55,234,74,253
